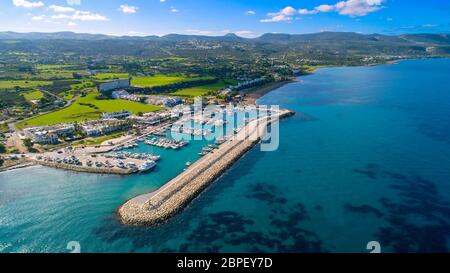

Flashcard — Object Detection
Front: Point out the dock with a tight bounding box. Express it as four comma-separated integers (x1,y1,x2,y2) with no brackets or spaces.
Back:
118,108,295,226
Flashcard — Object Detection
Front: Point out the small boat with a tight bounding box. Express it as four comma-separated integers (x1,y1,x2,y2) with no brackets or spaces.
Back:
140,161,157,172
203,147,214,152
186,162,192,167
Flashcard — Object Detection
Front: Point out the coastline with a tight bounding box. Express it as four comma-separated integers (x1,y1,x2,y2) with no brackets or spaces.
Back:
0,160,36,173
243,80,295,105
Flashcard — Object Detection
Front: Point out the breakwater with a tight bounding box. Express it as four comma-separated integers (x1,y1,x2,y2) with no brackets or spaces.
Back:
118,109,295,226
32,160,135,175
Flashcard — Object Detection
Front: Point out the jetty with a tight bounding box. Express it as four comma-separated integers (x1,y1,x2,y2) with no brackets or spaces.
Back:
118,108,295,226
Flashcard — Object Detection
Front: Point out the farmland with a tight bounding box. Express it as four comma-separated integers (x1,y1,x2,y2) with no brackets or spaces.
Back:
0,80,52,89
17,92,163,128
92,73,129,80
23,90,44,101
131,74,214,88
170,80,237,97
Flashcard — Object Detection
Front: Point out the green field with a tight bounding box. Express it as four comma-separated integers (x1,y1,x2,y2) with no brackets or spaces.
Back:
61,81,95,99
131,75,214,88
17,92,163,128
35,64,78,70
23,90,44,101
92,73,129,80
74,132,126,146
0,80,52,89
170,80,237,97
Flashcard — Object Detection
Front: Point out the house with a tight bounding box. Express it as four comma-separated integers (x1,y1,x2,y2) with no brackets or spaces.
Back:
24,124,76,144
129,115,161,125
32,131,59,144
163,97,183,107
102,111,131,119
99,79,131,93
111,90,130,99
81,119,131,137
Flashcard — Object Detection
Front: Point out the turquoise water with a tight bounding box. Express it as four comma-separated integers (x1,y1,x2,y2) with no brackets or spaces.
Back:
1,58,450,253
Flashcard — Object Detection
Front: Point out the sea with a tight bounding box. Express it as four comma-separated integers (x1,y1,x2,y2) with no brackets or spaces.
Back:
1,58,450,253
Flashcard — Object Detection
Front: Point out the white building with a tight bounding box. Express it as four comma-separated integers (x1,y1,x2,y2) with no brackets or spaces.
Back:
24,124,75,144
111,90,130,99
81,119,131,137
99,79,131,93
102,111,131,119
32,131,59,144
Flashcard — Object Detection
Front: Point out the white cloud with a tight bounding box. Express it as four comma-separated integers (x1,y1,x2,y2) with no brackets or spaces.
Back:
119,4,138,14
245,10,256,15
67,0,81,5
262,0,386,22
315,4,335,13
170,7,179,13
67,21,77,27
12,0,44,8
51,14,70,19
160,0,166,2
72,10,108,21
334,0,385,16
298,9,318,15
29,8,109,24
48,5,76,13
260,6,297,23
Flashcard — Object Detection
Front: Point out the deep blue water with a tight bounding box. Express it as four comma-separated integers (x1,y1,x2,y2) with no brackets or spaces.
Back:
1,58,450,253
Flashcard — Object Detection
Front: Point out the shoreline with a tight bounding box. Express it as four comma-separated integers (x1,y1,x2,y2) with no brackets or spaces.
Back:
0,160,36,173
243,80,295,105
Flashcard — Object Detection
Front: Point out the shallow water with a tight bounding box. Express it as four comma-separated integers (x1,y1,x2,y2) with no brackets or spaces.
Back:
1,58,450,253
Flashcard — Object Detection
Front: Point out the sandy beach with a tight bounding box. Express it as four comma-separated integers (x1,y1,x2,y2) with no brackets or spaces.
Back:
243,80,295,105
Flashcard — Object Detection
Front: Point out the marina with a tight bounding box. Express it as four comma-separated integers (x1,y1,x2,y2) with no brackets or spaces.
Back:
118,109,295,226
144,138,189,150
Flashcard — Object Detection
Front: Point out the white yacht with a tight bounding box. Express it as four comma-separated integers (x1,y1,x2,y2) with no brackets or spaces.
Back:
139,160,157,172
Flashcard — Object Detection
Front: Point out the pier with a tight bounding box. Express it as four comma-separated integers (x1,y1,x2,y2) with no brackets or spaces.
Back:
118,108,295,226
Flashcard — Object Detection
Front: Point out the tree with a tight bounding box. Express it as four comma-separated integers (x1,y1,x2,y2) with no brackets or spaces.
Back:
23,138,33,149
0,143,6,153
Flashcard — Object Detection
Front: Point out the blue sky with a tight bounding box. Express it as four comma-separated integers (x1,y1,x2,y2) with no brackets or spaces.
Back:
0,0,449,37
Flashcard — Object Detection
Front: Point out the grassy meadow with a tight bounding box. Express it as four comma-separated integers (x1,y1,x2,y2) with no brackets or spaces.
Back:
0,80,52,89
17,92,163,128
170,80,237,97
23,90,44,101
131,74,214,88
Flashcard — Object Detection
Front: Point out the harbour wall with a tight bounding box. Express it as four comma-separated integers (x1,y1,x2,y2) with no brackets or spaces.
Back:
118,109,295,226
